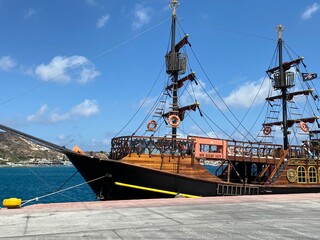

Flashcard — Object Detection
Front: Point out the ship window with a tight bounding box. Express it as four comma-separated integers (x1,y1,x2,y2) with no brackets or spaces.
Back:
297,166,306,183
251,164,257,176
199,144,219,153
308,166,317,183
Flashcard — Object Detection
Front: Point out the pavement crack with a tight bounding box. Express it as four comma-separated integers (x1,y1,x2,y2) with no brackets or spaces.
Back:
23,215,30,236
147,208,183,225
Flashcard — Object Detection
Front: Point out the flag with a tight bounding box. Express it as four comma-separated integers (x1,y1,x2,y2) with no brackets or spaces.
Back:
302,73,317,81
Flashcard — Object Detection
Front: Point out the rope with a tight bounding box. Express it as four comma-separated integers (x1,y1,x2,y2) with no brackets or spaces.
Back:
180,19,276,42
21,175,107,206
188,46,257,141
230,75,269,141
114,63,165,137
55,170,79,192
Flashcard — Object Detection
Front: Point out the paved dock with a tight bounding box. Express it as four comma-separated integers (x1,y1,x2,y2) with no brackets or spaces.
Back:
1,193,320,239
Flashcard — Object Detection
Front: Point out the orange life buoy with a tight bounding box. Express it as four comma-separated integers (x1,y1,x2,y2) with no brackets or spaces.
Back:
147,120,157,131
168,115,181,127
263,126,272,135
300,121,309,132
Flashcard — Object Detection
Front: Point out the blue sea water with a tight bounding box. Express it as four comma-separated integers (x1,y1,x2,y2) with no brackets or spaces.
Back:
0,166,97,207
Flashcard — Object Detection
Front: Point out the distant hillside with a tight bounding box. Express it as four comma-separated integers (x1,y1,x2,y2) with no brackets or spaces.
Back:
0,132,66,163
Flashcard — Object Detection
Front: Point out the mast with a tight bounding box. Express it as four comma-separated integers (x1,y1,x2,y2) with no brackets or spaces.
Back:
264,26,319,145
277,25,289,150
169,0,179,139
164,0,190,139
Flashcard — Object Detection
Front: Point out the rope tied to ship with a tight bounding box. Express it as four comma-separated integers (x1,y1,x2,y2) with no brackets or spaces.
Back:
20,175,107,207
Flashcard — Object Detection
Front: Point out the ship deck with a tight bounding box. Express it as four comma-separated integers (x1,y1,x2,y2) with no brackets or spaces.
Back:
1,193,320,239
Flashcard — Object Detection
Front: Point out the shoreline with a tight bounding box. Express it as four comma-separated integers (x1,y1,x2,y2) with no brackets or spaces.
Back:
0,164,73,168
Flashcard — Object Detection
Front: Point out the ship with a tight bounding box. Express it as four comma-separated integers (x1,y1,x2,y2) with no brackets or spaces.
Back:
1,0,320,200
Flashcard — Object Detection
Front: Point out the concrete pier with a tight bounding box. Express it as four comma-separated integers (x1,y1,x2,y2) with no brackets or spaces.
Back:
1,193,320,239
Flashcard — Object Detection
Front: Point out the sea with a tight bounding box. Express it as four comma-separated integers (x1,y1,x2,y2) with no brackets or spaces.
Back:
0,166,97,207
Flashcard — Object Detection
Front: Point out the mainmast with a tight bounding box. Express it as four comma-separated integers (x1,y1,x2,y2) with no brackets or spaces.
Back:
163,0,196,139
169,0,179,139
277,25,289,150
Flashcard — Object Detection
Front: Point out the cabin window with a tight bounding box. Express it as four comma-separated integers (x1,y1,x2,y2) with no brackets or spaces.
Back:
308,166,317,183
199,144,220,153
251,164,257,177
297,166,306,183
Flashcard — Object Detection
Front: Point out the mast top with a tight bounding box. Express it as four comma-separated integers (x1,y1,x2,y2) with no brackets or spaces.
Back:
276,24,284,40
169,0,180,16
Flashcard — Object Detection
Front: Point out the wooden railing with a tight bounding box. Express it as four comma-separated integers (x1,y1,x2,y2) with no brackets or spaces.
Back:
226,140,313,162
110,136,319,163
110,136,195,160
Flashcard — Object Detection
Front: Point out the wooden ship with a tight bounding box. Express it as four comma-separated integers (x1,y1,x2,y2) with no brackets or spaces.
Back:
0,0,320,200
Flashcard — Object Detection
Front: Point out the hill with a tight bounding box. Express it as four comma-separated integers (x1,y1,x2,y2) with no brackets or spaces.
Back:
0,132,66,165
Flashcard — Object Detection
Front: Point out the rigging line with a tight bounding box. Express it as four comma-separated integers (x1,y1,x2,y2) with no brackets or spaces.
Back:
91,18,170,62
189,46,256,141
0,18,169,110
184,111,209,137
62,126,97,148
21,175,107,206
231,75,269,141
133,70,168,135
25,166,79,203
55,170,79,192
296,76,317,117
115,62,166,137
283,41,303,60
200,113,219,138
267,44,279,72
248,100,268,139
201,111,233,139
196,77,252,141
175,95,219,138
180,18,276,42
134,87,165,135
4,149,78,202
0,81,46,107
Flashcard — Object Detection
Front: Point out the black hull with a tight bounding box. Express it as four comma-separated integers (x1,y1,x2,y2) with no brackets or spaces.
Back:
65,151,320,200
260,185,320,195
65,151,219,200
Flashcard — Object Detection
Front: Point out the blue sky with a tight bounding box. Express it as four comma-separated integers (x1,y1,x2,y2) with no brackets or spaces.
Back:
0,0,319,151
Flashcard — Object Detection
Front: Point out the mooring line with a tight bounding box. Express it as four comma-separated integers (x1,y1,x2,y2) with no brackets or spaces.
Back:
21,175,106,206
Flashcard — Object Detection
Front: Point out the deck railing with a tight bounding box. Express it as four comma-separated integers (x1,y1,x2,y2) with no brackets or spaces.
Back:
226,140,314,161
110,135,195,160
110,136,319,162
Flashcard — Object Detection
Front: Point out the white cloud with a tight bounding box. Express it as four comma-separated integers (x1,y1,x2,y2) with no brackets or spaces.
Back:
70,99,100,117
97,14,110,28
27,99,100,123
26,104,48,122
223,77,270,108
179,79,216,106
132,3,152,30
85,0,104,9
24,8,36,18
85,0,97,6
34,55,100,84
302,3,319,20
0,56,16,71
